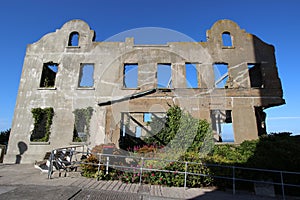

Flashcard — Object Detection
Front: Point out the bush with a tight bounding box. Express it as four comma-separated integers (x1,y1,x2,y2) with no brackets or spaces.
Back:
0,129,10,145
81,154,99,178
144,105,214,153
81,145,214,187
81,103,300,193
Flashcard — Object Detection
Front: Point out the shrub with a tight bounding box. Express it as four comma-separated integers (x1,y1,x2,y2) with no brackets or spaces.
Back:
144,105,214,153
81,154,99,178
0,129,10,145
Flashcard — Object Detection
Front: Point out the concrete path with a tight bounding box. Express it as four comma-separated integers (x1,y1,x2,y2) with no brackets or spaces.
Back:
0,164,285,199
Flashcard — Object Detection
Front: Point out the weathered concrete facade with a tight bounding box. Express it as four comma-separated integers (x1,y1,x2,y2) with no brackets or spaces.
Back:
5,19,284,163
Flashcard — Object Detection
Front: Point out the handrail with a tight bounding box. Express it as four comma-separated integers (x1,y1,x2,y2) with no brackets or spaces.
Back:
47,148,300,199
47,145,87,179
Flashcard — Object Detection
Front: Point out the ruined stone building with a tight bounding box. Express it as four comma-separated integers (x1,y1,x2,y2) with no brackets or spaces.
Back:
4,19,284,163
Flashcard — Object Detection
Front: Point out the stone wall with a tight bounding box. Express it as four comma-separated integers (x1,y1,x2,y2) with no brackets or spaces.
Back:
4,19,285,163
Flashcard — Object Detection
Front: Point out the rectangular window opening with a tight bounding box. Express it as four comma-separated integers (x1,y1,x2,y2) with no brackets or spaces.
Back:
119,112,166,150
248,64,263,88
40,62,58,88
135,126,142,138
79,64,94,88
211,110,234,142
143,113,152,122
157,63,172,88
124,64,138,88
185,63,198,88
255,107,267,136
30,107,54,142
72,107,93,142
214,63,229,88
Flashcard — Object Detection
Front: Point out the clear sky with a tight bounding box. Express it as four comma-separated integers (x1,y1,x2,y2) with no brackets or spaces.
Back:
0,0,300,137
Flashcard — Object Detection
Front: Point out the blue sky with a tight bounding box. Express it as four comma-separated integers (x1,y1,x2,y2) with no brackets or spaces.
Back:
0,0,300,137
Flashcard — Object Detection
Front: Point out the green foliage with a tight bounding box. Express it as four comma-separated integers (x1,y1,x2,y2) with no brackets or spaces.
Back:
81,103,300,191
206,133,300,172
204,133,300,192
0,129,10,145
246,133,300,171
73,107,93,142
82,133,300,191
82,151,213,187
144,105,213,153
30,107,54,142
81,154,99,178
143,105,179,145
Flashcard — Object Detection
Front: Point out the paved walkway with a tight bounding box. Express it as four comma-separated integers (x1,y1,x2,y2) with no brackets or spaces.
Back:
0,164,285,199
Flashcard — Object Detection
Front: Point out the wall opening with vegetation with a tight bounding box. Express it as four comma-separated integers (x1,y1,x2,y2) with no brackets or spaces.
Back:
30,107,54,142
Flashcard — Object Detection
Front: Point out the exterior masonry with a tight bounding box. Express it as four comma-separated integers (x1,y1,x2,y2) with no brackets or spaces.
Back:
4,19,284,163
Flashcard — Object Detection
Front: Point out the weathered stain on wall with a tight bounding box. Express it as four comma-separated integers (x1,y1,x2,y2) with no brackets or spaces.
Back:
4,19,285,163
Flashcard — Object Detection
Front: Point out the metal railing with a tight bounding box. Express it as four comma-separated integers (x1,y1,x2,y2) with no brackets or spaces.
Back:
47,145,87,179
47,147,300,199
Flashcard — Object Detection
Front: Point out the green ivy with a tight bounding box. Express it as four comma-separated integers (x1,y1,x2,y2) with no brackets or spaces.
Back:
30,107,54,142
73,107,93,142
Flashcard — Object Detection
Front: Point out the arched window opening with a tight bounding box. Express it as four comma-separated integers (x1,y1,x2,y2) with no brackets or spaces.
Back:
68,32,79,46
222,32,232,47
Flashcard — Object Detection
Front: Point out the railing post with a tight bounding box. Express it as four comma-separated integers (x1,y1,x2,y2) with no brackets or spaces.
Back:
184,162,188,189
139,157,144,185
106,156,110,175
97,154,102,180
47,150,54,179
280,171,285,200
232,166,236,195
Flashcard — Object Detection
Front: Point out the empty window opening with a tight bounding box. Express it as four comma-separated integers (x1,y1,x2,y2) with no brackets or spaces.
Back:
255,107,267,136
248,64,263,88
120,113,144,138
144,113,152,122
79,64,94,87
119,112,167,150
185,63,198,88
68,32,79,46
222,32,232,47
73,107,93,142
157,64,172,88
40,62,58,88
119,112,148,150
211,110,234,142
135,126,142,138
124,64,138,88
221,123,234,142
214,63,229,88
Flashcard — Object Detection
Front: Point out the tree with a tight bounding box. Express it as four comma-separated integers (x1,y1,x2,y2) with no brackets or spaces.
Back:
144,105,213,152
0,129,11,145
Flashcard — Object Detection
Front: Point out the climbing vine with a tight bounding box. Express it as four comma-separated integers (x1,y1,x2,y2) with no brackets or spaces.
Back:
30,107,54,142
73,107,93,142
